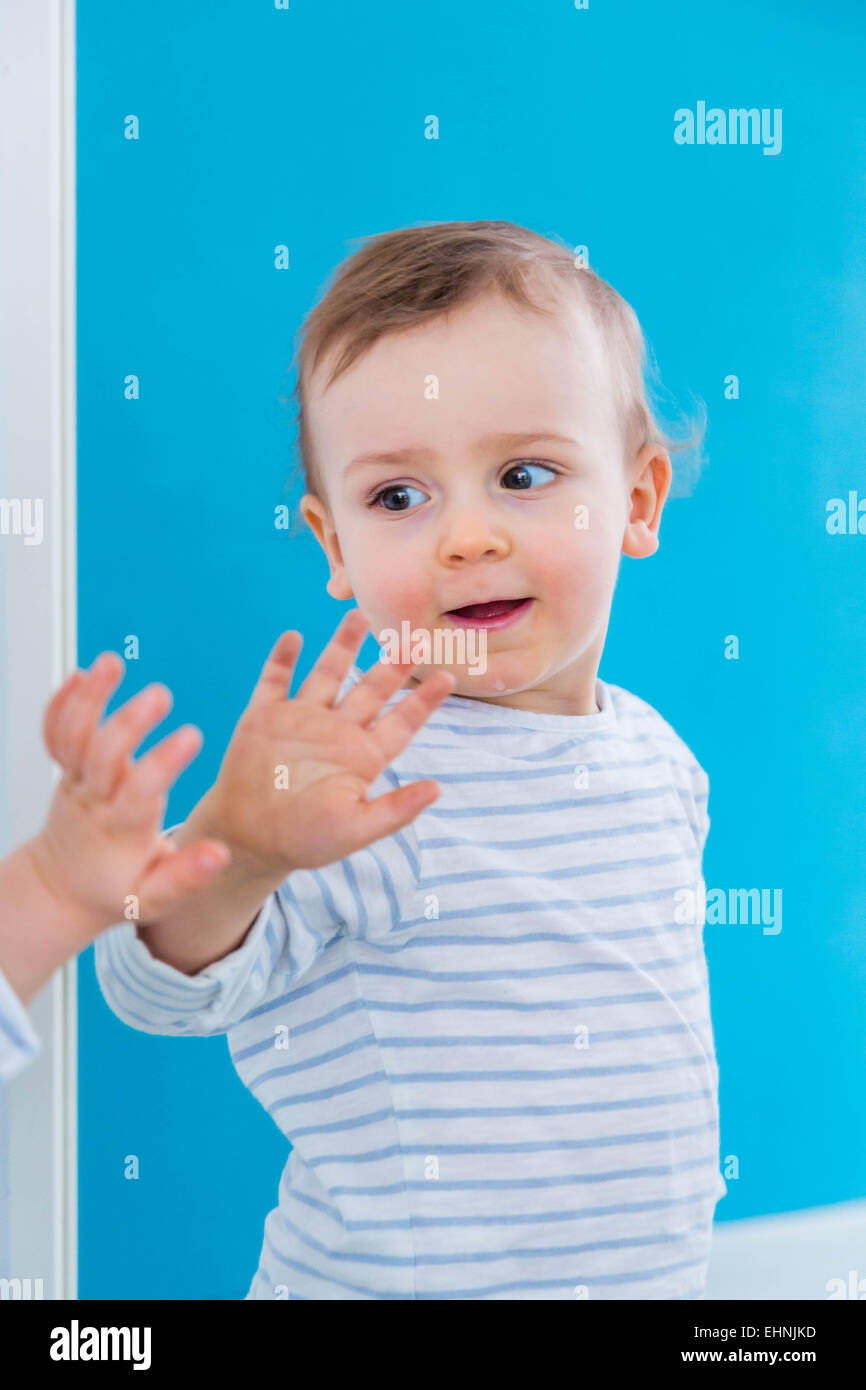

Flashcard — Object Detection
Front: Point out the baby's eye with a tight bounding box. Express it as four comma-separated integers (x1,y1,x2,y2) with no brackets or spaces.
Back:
370,483,429,512
501,461,558,490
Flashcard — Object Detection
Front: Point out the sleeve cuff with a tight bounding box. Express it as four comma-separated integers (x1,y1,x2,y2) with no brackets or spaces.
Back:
0,966,41,1083
95,890,279,1036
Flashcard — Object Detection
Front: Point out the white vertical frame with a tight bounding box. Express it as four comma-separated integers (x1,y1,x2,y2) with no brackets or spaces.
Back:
0,0,77,1299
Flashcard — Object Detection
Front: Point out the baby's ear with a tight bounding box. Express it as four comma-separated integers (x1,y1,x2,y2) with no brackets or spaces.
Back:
621,445,671,559
326,571,354,600
300,493,355,600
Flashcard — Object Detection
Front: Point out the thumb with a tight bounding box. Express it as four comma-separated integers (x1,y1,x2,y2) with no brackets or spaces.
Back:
348,779,442,851
136,839,231,921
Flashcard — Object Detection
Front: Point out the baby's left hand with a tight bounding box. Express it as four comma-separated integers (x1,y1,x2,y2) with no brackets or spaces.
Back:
26,652,231,936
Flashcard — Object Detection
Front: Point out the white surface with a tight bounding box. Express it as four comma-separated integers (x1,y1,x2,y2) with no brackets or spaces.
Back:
0,0,77,1299
706,1199,866,1300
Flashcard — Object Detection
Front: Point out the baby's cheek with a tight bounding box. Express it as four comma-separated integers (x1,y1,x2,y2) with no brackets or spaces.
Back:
533,519,615,612
351,539,432,627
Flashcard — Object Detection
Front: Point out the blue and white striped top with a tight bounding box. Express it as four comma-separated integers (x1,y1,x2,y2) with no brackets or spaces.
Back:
95,669,725,1300
0,966,40,1083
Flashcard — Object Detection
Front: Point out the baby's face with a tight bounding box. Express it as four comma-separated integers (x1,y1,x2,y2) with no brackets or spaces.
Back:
302,290,668,714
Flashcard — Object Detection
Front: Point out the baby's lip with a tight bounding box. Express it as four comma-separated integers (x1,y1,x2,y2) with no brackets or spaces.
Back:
442,597,535,630
444,597,530,620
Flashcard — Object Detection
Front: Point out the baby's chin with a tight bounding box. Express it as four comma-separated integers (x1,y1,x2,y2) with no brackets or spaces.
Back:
409,653,548,701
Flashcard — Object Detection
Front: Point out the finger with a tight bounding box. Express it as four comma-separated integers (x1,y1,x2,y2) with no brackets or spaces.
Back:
112,725,204,829
247,630,303,711
349,779,442,849
52,653,126,773
43,670,84,762
136,839,231,922
80,683,173,800
368,670,456,764
294,608,370,707
336,655,417,727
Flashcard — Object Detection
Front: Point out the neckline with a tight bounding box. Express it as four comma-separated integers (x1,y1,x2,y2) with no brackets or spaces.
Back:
354,666,617,732
435,677,616,731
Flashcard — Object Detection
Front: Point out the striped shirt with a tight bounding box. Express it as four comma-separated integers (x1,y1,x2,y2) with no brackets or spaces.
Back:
95,668,725,1300
0,965,40,1084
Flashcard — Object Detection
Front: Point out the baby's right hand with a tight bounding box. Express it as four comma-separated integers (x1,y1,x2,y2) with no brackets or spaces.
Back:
199,610,454,878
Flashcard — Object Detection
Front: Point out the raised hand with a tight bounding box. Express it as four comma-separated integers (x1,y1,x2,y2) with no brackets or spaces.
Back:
200,609,455,875
29,652,231,931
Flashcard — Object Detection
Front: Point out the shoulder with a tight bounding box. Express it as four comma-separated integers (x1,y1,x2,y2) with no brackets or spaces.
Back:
604,680,708,786
605,681,711,852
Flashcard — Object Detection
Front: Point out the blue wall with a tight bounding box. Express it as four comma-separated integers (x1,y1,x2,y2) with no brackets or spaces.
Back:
77,0,866,1297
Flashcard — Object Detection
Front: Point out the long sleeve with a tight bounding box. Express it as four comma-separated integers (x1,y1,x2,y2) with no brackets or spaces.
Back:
690,761,711,857
94,892,287,1039
0,966,41,1083
93,855,377,1039
662,727,711,859
94,763,426,1041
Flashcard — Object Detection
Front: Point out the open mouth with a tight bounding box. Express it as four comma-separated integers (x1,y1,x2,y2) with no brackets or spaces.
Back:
444,597,534,630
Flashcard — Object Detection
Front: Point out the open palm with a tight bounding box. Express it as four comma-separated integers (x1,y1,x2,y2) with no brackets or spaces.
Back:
205,609,455,875
36,653,230,928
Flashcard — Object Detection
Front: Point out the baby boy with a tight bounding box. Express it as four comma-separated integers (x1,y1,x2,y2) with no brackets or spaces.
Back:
96,219,725,1300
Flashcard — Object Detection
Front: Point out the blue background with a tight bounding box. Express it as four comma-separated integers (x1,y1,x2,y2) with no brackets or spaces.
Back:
77,0,866,1297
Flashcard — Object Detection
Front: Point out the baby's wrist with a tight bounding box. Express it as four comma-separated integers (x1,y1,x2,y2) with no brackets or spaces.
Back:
182,788,291,895
4,835,106,1005
23,835,106,938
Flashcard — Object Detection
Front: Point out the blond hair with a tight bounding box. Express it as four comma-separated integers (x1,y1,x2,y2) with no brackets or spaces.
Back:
282,219,705,505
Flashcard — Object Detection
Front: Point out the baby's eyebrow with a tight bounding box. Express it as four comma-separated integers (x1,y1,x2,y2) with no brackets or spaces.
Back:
343,430,581,478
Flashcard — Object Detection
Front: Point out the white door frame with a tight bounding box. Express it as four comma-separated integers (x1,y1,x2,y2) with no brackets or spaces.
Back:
0,0,77,1300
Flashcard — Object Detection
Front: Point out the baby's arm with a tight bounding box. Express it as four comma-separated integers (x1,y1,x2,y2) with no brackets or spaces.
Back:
135,610,454,976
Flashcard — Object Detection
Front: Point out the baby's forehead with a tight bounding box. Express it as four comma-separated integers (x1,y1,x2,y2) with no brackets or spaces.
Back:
311,288,611,402
305,286,624,483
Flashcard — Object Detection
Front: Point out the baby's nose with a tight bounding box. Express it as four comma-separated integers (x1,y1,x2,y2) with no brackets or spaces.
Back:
439,524,510,565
